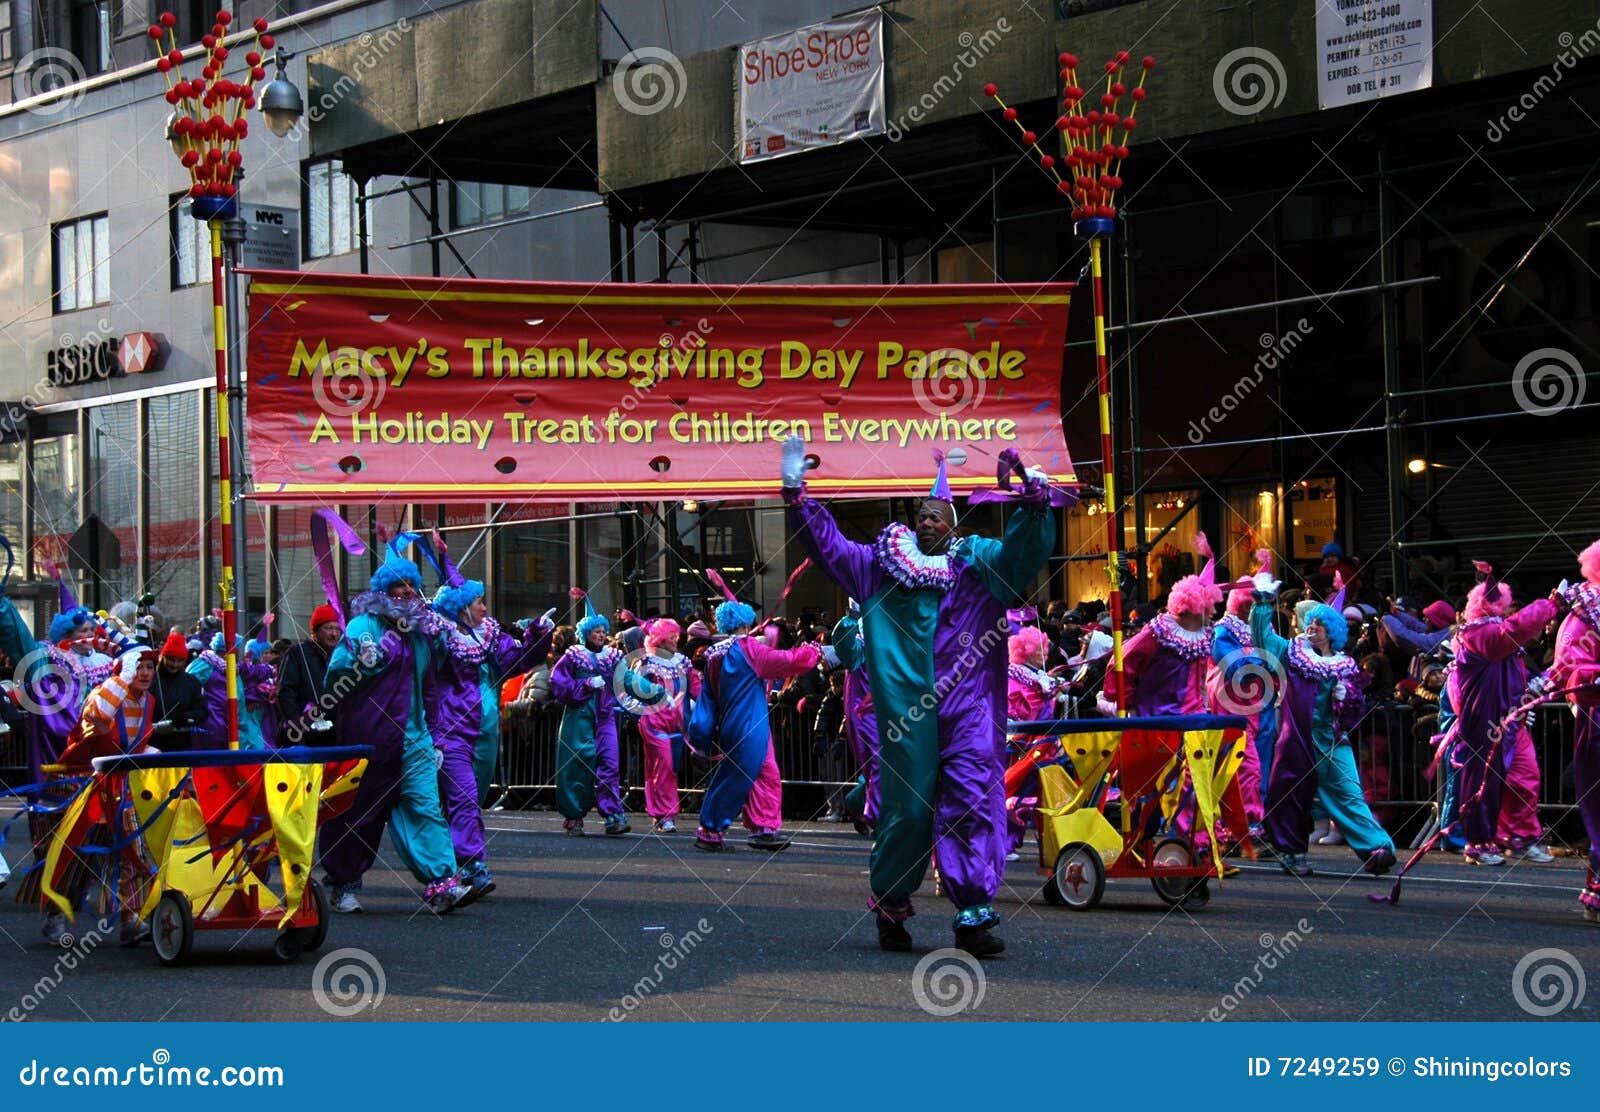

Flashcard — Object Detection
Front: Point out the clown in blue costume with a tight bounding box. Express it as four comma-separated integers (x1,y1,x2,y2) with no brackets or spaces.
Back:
552,594,661,836
1250,571,1396,877
784,438,1058,957
318,542,470,915
690,598,824,852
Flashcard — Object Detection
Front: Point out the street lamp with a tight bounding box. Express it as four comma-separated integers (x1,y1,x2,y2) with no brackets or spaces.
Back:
259,51,303,137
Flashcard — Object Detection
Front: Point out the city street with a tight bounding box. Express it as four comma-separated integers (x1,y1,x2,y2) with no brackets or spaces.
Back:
3,808,1596,1023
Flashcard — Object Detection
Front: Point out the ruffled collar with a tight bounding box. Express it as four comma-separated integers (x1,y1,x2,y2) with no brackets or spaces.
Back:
1570,584,1600,634
704,637,739,666
1148,612,1212,661
1286,636,1358,684
48,644,115,687
562,643,622,674
440,616,501,664
874,523,960,593
637,651,690,682
1217,612,1252,649
1007,663,1058,693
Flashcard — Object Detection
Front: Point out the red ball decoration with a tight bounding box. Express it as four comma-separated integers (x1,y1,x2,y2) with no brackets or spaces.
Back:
244,94,255,108
190,183,207,197
148,24,164,39
1116,50,1131,63
253,17,268,32
160,11,176,27
982,82,998,97
214,46,228,61
181,150,200,166
228,150,242,165
164,88,180,104
1142,56,1156,70
1086,110,1101,124
1003,107,1018,120
206,147,223,162
216,10,232,24
245,50,260,65
1057,180,1073,196
167,48,183,64
260,34,275,48
1123,117,1138,130
156,57,172,72
1111,83,1126,96
1056,115,1071,131
1100,93,1114,107
1116,145,1130,158
202,34,215,48
1040,155,1055,169
251,66,266,80
1104,61,1118,74
234,119,248,137
1022,130,1037,145
1104,112,1120,127
222,182,237,197
1131,87,1146,102
1062,53,1078,68
211,24,224,37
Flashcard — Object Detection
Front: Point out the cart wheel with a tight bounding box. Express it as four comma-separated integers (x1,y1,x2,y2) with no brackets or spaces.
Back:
1183,879,1211,909
292,878,330,954
1052,843,1105,911
272,931,303,963
1041,878,1064,906
151,892,194,967
1150,837,1196,906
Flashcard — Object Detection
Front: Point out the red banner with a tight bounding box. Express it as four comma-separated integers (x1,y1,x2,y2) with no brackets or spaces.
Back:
243,271,1074,504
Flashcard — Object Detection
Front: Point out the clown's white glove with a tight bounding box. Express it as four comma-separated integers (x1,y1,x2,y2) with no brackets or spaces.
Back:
310,716,334,733
846,597,861,618
1095,692,1118,717
819,645,841,670
1551,579,1576,608
587,675,606,690
537,607,557,630
1251,571,1282,596
781,435,809,489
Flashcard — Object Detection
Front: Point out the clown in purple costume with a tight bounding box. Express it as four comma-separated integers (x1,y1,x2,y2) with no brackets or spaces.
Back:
783,437,1057,957
428,541,553,898
318,545,470,915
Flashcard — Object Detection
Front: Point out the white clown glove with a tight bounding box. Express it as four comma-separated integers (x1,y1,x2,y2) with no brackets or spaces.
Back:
781,434,809,489
1251,571,1282,596
537,607,557,630
587,675,607,690
819,645,841,670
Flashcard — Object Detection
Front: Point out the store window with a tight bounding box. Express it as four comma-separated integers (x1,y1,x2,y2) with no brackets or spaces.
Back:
29,419,79,582
0,2,14,64
271,507,322,639
451,182,533,229
85,402,139,606
52,213,111,312
146,392,203,628
498,510,569,623
1288,478,1338,561
170,193,213,288
304,158,366,259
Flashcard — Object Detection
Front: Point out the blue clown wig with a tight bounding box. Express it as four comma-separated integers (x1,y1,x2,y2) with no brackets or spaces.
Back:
369,553,423,594
715,599,757,634
48,606,94,643
1302,603,1349,651
433,579,485,621
576,611,610,642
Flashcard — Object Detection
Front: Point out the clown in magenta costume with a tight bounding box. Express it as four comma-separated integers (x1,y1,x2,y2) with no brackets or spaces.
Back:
1551,539,1600,920
783,437,1057,957
428,541,554,896
693,600,821,852
628,619,697,833
1252,575,1395,877
1446,564,1560,866
1205,548,1278,829
1103,536,1219,717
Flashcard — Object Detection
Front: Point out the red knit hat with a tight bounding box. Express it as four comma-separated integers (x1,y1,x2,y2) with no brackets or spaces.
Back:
310,604,341,631
160,629,189,660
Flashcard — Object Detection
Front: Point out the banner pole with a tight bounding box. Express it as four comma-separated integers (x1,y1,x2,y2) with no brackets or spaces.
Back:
211,219,240,748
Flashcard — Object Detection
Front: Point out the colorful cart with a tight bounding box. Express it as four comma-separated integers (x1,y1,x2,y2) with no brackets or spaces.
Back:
43,746,370,965
1006,715,1249,911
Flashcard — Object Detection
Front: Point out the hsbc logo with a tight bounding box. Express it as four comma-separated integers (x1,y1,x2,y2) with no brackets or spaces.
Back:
117,331,166,375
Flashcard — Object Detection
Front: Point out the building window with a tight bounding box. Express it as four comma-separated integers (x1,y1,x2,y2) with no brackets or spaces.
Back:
0,2,14,64
170,194,212,288
451,182,533,229
304,158,366,259
71,0,113,77
53,213,111,313
168,0,210,47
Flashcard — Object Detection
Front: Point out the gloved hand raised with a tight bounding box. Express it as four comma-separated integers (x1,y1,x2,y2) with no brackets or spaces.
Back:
537,607,557,630
781,435,810,489
1251,571,1282,597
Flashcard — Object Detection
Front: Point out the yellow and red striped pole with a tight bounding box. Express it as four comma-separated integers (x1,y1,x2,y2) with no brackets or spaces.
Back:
210,220,240,748
1090,235,1125,715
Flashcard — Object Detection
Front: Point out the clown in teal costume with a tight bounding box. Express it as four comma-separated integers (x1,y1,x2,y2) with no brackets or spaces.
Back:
783,438,1060,957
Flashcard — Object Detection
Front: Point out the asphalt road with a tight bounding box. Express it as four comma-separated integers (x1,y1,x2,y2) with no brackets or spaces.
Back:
3,808,1597,1022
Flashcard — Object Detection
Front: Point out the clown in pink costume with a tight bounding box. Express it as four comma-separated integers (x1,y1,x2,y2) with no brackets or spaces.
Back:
1445,563,1560,867
628,619,697,833
1102,537,1217,717
1551,539,1600,920
1206,547,1277,830
1005,625,1067,856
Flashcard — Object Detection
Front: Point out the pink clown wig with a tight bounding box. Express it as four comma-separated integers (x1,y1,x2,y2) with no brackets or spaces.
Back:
643,618,680,652
1463,580,1509,622
1581,537,1600,586
1168,575,1223,618
1008,625,1049,664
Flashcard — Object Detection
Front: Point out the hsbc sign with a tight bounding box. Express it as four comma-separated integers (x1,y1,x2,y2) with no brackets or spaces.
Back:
45,331,168,387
